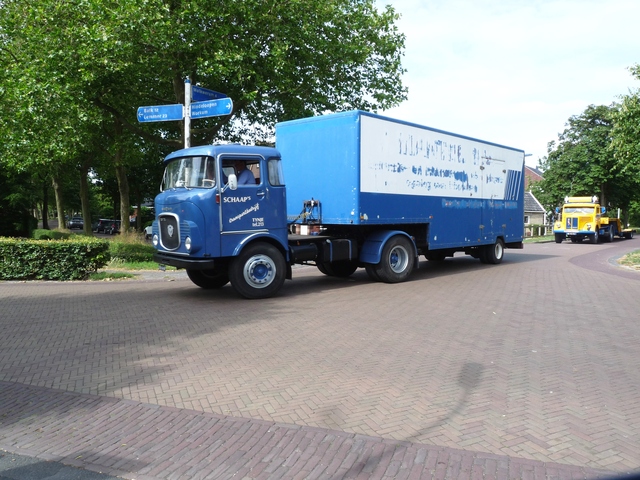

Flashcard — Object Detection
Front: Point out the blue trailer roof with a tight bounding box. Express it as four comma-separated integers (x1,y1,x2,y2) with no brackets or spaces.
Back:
164,144,280,165
277,110,525,154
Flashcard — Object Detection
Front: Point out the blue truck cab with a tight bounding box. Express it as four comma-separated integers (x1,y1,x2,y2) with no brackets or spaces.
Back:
152,144,290,297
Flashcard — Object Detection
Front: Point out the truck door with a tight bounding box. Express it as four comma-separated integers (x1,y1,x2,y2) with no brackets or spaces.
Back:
218,155,287,256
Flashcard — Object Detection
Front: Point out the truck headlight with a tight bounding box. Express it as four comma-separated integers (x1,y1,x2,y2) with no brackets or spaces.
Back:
185,236,192,251
152,234,158,246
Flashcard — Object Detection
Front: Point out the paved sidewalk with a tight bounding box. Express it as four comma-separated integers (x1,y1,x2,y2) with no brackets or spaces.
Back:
2,241,640,479
0,450,118,480
0,382,615,480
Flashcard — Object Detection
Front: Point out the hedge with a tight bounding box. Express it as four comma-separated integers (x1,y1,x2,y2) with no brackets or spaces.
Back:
0,237,110,281
108,241,155,263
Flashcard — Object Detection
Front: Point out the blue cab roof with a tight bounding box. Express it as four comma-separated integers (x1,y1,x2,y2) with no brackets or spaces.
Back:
164,144,280,165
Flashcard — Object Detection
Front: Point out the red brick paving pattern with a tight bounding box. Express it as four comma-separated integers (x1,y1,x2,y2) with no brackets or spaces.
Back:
1,240,640,478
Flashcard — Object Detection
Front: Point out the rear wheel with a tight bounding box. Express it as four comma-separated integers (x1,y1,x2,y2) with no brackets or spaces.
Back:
319,261,358,278
187,269,229,289
481,239,504,264
365,264,381,282
229,242,286,299
374,235,414,283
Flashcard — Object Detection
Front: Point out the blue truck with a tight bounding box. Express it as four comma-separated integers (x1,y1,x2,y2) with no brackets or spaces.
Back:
151,110,525,298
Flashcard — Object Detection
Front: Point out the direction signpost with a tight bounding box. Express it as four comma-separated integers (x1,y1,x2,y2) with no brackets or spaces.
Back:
136,78,233,148
190,98,233,119
137,104,183,123
192,86,228,102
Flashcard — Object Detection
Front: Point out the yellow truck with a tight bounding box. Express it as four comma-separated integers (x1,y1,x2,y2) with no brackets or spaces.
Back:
553,196,635,244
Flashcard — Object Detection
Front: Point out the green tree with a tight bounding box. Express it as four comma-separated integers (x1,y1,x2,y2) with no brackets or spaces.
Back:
531,104,635,213
1,0,407,233
611,65,640,195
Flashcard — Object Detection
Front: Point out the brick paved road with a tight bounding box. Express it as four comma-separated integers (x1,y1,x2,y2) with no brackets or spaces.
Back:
1,240,639,479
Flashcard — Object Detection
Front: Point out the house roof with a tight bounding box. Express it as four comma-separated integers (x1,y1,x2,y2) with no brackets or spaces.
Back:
524,191,545,213
525,165,544,177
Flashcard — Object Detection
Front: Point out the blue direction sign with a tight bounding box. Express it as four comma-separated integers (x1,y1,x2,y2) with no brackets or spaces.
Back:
190,98,233,119
192,85,228,102
137,104,183,123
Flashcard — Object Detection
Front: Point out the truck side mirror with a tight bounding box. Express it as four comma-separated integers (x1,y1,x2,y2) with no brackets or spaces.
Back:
555,207,560,214
228,174,238,191
601,207,606,214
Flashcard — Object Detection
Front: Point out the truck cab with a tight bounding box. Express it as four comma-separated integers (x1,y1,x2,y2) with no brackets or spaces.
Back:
553,196,634,243
151,144,289,297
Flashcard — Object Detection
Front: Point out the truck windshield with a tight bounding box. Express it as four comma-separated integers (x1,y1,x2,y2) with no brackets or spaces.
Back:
564,207,595,214
162,156,215,190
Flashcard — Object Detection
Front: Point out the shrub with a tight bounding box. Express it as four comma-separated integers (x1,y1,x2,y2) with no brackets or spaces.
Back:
32,229,71,240
108,239,155,263
0,237,110,281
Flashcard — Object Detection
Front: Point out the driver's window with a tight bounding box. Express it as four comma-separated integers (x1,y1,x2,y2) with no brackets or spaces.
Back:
222,159,258,185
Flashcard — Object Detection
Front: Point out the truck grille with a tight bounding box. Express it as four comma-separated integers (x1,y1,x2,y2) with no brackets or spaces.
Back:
159,214,180,250
566,218,578,230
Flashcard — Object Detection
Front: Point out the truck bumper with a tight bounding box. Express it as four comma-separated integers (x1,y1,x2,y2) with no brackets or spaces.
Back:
153,251,217,270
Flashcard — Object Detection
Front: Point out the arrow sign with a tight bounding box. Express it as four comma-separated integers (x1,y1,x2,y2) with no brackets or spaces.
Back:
137,104,183,123
192,86,228,102
190,98,233,119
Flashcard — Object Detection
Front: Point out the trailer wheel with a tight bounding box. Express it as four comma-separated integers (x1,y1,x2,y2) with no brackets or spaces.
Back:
229,242,286,299
481,239,504,265
624,231,634,239
374,235,414,283
187,269,229,289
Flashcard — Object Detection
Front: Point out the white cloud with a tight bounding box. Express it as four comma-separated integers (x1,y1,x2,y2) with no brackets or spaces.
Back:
377,0,640,167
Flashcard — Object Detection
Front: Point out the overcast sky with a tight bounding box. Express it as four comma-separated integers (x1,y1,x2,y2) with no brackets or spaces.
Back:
376,0,640,167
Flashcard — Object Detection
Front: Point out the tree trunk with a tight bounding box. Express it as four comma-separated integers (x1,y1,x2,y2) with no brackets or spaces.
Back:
79,159,92,235
41,181,50,230
111,119,131,236
115,161,130,235
51,174,65,229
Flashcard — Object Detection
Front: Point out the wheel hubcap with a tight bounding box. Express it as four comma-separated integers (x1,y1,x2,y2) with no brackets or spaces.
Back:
243,255,275,288
389,246,409,273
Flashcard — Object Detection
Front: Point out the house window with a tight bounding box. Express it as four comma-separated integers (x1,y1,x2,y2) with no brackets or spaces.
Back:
524,215,530,224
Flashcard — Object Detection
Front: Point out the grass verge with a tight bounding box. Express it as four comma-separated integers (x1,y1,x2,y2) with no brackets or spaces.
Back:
618,250,640,270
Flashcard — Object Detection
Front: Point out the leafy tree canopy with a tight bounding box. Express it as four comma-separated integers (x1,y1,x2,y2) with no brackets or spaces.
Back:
1,0,407,152
533,99,640,215
611,65,640,180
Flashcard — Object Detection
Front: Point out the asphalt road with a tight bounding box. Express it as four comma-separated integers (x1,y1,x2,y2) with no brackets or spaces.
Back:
1,239,639,479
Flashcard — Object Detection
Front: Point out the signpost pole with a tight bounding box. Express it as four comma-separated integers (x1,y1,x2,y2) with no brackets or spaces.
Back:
184,78,191,148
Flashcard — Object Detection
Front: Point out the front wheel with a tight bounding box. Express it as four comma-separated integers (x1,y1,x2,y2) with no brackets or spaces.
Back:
229,242,286,299
374,235,414,283
187,269,229,289
590,231,599,244
554,233,564,244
